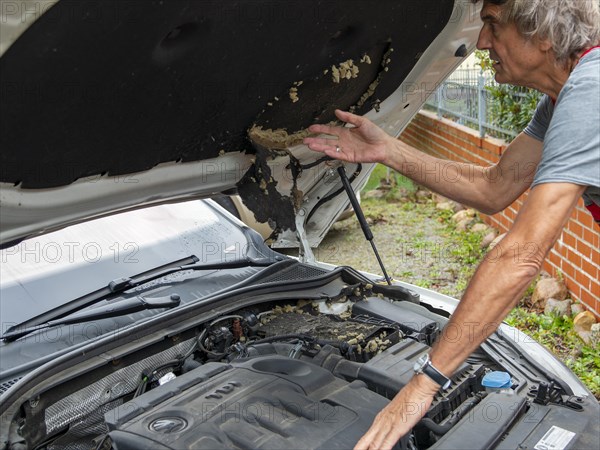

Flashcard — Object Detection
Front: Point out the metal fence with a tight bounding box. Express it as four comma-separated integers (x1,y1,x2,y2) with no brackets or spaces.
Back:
424,68,531,141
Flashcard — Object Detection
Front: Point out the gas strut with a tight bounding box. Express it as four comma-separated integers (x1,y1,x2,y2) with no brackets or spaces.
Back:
337,166,392,285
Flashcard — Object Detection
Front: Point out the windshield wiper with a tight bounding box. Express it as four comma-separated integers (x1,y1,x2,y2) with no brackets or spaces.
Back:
2,254,276,342
1,294,182,342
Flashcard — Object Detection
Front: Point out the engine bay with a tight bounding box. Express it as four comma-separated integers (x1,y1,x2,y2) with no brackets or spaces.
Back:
2,265,597,450
99,297,487,450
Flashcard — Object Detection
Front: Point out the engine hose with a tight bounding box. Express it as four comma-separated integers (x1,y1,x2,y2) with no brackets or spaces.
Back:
300,156,332,170
248,334,316,345
306,163,362,224
419,418,451,436
419,395,484,435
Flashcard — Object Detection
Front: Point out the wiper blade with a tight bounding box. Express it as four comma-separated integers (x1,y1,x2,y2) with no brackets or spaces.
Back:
2,255,199,339
1,294,182,342
2,254,275,342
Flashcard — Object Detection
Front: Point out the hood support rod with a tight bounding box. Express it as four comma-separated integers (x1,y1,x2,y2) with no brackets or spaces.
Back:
337,166,392,285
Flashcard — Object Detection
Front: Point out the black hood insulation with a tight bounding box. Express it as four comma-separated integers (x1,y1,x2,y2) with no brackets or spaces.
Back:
1,0,454,189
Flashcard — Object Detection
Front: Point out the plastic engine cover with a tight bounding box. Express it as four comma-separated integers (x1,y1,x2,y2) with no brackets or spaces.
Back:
105,356,389,449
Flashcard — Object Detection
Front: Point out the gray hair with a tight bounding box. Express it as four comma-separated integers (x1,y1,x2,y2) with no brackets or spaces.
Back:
474,0,600,63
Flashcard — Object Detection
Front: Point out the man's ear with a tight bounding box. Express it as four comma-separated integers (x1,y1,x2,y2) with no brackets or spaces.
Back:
537,38,552,53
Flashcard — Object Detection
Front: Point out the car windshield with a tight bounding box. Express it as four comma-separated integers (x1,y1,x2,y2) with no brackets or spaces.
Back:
0,200,255,325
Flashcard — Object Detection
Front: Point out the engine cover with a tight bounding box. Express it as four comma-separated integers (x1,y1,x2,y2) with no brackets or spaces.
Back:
105,356,389,449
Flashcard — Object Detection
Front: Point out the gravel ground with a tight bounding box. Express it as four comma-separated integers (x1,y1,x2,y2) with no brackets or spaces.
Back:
316,196,473,299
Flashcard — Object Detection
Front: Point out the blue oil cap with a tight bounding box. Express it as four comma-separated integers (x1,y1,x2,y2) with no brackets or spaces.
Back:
482,371,512,389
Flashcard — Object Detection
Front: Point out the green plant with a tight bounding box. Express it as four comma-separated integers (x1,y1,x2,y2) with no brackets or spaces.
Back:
567,346,600,398
415,279,433,289
523,278,537,298
475,50,542,140
362,164,417,197
437,212,486,267
506,309,600,398
362,164,389,192
485,85,541,135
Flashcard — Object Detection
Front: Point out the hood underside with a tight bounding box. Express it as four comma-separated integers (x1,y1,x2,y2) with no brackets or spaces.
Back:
0,0,480,247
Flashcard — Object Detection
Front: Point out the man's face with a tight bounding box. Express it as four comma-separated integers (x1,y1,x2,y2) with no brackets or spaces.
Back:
476,2,546,87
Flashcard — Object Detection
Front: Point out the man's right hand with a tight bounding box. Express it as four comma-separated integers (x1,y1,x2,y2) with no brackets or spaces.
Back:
303,109,393,164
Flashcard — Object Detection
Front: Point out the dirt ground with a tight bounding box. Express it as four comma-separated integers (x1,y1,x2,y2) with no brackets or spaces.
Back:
316,195,472,299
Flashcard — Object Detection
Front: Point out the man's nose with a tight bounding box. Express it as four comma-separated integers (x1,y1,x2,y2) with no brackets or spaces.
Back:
476,27,490,50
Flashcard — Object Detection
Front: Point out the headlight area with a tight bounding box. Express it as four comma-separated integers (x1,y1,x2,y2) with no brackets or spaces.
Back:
1,284,598,450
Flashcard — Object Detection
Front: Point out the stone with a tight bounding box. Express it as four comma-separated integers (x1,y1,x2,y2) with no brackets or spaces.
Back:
471,223,490,233
531,277,568,307
452,209,476,223
590,323,600,347
569,345,584,358
571,303,586,317
456,218,473,232
544,298,572,316
574,311,596,333
366,214,387,225
364,189,386,199
436,201,455,211
574,311,597,344
390,188,413,202
488,232,507,251
415,190,431,202
378,177,395,190
432,193,450,204
481,230,499,248
577,331,592,345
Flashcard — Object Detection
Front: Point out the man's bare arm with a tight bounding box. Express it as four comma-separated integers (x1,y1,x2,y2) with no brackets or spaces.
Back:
355,181,585,450
305,110,543,215
387,132,543,214
428,181,585,374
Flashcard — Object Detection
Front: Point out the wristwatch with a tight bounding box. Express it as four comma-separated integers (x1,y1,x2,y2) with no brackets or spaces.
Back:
413,353,451,390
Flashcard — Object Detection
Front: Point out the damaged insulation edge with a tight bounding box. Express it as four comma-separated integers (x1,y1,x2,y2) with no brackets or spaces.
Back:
239,44,394,238
236,145,301,234
350,44,394,114
247,125,315,152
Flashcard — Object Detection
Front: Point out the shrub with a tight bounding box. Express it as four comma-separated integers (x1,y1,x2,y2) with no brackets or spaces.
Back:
475,50,542,140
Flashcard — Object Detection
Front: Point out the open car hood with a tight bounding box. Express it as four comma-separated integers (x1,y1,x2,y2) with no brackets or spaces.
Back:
0,0,481,249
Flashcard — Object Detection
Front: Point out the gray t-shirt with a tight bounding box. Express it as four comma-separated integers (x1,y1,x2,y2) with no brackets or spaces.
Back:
524,48,600,224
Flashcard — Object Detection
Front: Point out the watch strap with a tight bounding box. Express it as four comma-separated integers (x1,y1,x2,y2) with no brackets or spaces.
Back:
415,354,451,390
422,362,451,389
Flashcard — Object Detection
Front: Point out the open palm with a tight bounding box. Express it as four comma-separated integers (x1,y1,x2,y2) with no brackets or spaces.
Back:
303,109,393,164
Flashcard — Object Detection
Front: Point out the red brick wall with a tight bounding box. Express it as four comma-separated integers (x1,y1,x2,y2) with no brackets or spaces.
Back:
400,110,599,317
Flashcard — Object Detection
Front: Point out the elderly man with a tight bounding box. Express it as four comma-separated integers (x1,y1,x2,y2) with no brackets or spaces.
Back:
304,0,600,448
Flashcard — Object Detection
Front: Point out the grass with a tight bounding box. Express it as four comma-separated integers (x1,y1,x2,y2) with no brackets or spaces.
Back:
433,207,488,296
363,164,389,192
363,164,416,194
